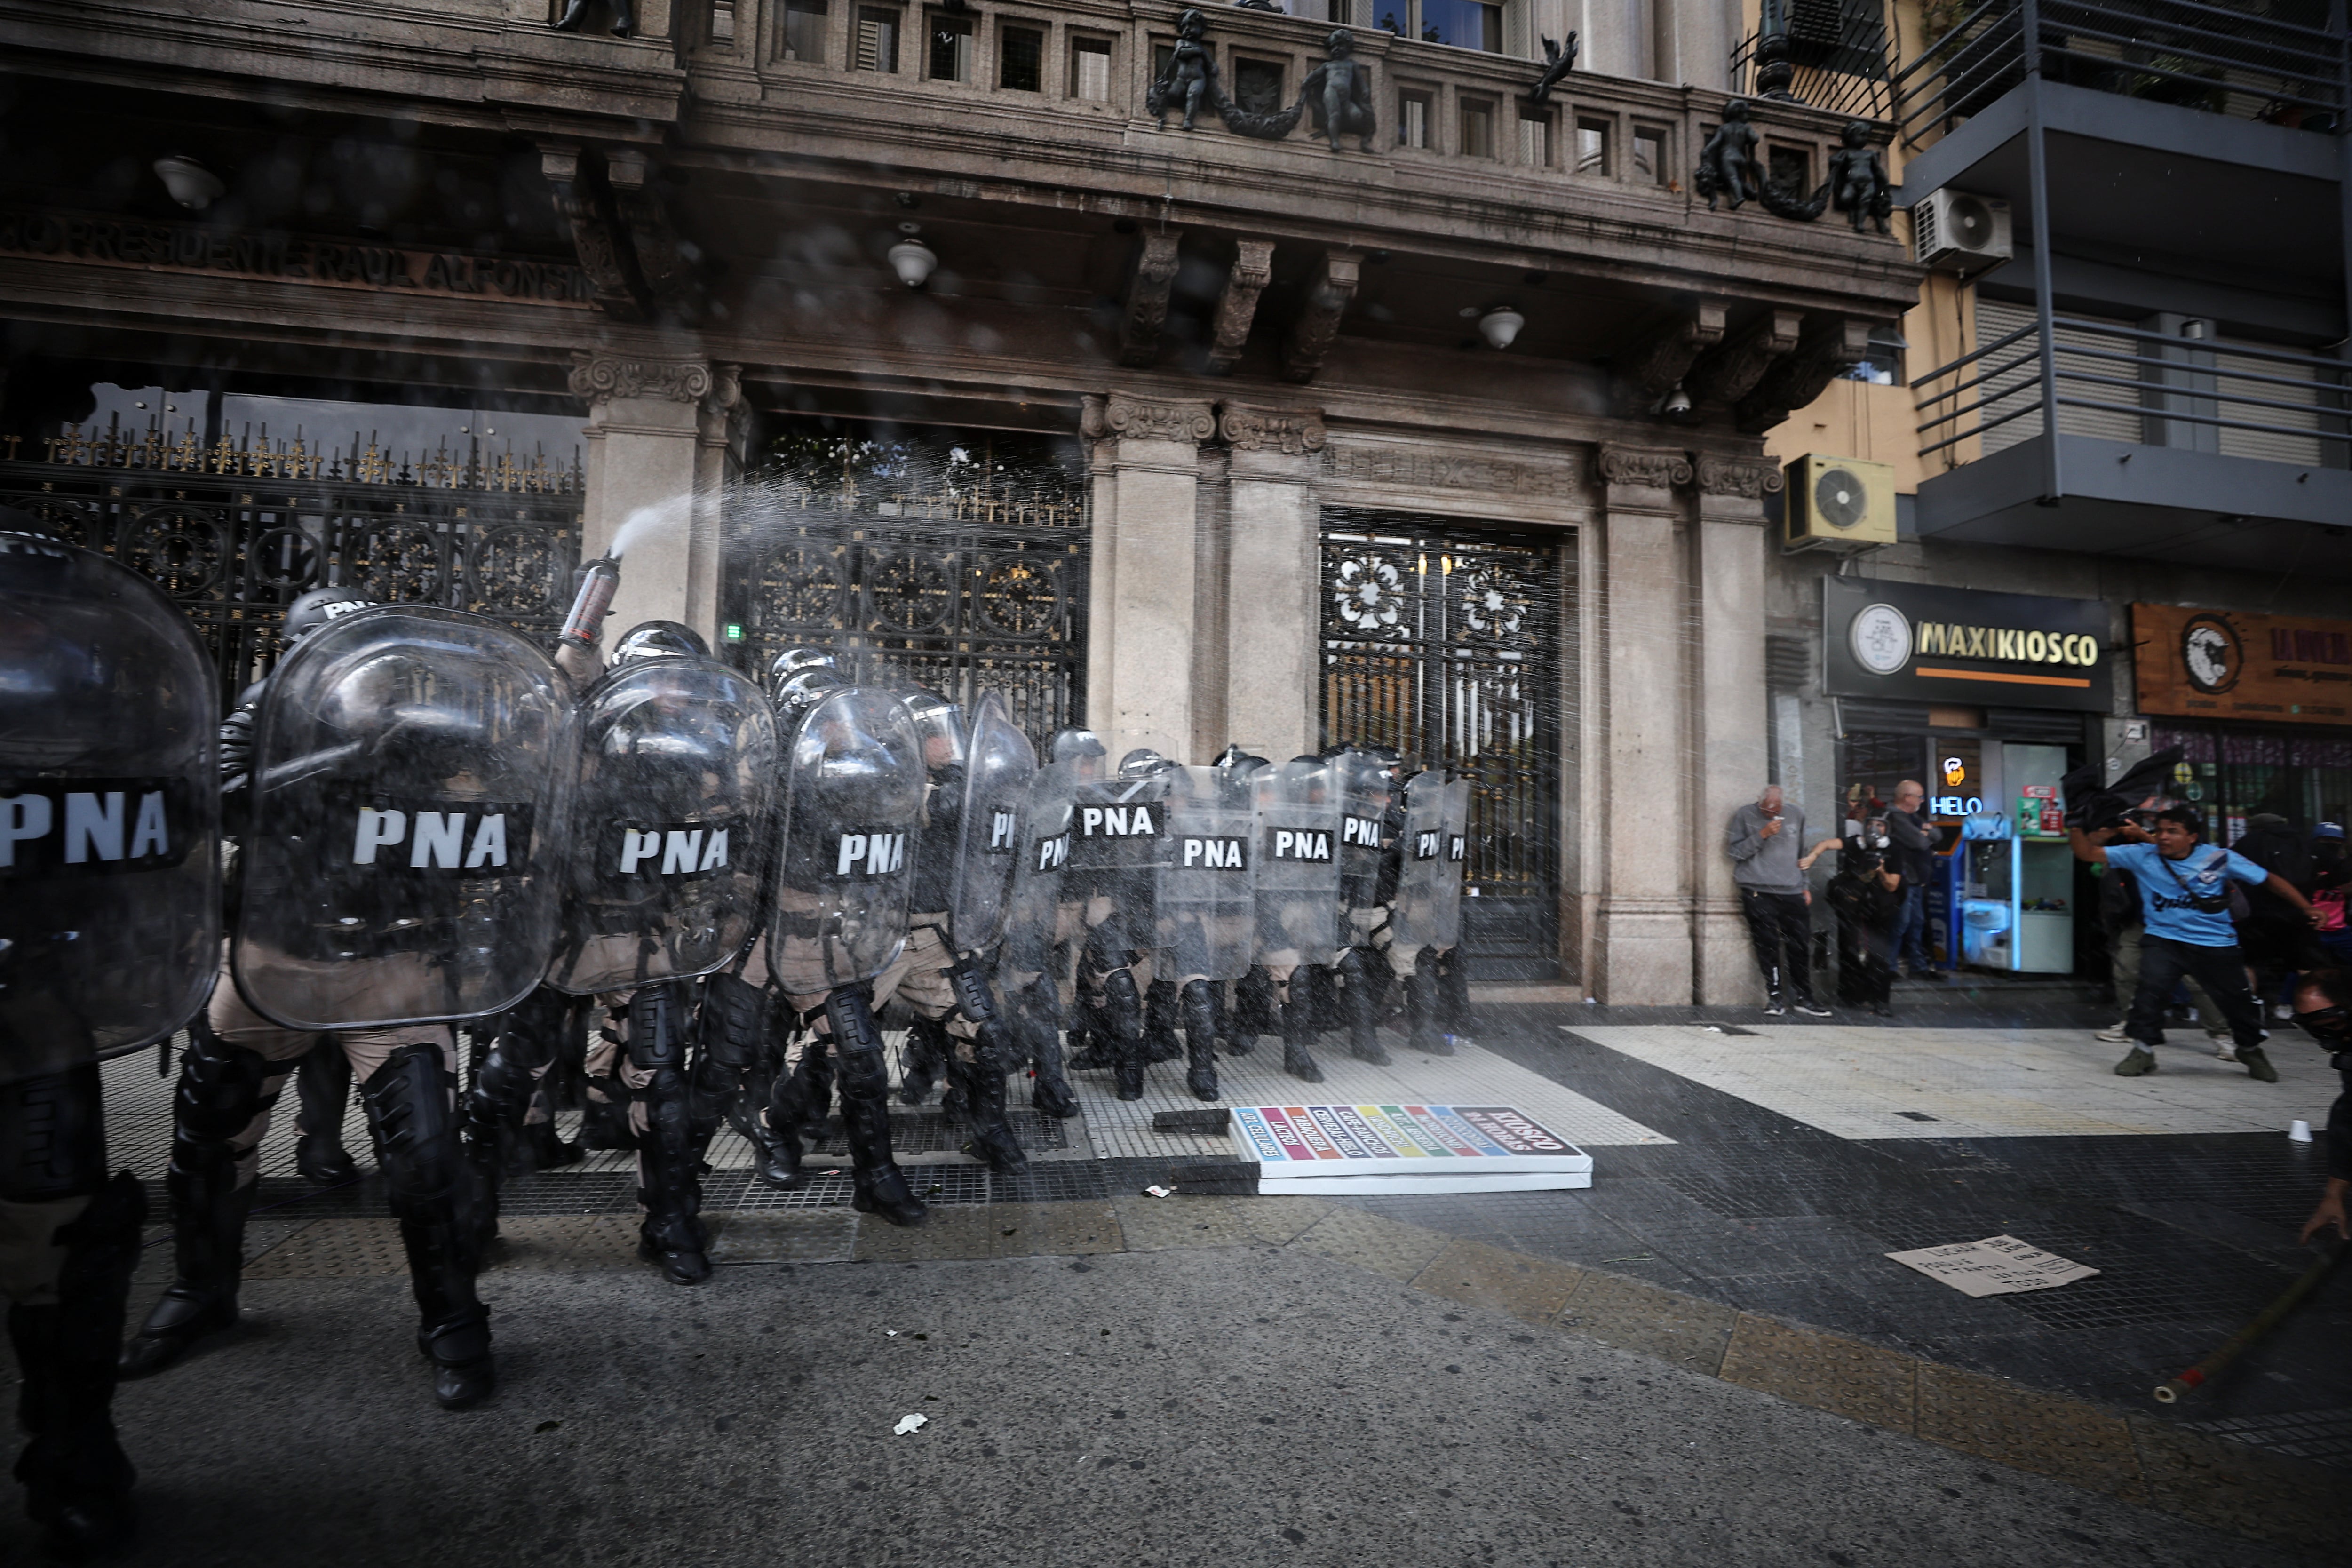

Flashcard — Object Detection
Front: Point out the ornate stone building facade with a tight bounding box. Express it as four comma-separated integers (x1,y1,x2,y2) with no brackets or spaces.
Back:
0,0,1918,999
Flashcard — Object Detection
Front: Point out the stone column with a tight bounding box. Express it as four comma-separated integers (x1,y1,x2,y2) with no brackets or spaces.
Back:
570,350,737,644
1217,402,1325,763
1691,454,1780,1006
1590,444,1696,1004
1080,393,1216,760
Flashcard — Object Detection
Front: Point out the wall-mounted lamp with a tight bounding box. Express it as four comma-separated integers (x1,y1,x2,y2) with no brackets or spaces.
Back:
888,223,938,289
153,154,226,211
1477,305,1525,350
1659,383,1697,423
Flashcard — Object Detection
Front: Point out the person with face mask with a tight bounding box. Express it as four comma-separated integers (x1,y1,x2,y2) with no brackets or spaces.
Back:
2292,968,2350,1244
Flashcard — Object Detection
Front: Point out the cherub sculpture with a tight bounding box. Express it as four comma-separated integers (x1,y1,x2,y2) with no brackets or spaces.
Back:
1693,100,1764,211
1529,32,1579,104
1828,120,1892,233
1303,29,1377,152
550,0,634,37
1148,9,1216,131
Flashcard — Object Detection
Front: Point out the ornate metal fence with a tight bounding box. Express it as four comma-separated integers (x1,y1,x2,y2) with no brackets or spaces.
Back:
1320,512,1565,980
0,422,583,706
722,435,1089,743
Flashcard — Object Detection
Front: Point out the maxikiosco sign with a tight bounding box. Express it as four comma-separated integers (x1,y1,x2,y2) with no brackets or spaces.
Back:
1821,578,2113,714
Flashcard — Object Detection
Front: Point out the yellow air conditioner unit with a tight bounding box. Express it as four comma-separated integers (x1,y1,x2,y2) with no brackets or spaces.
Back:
1783,454,1897,554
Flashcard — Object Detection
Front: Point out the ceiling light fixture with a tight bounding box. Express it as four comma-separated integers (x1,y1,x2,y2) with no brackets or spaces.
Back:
1477,305,1524,350
153,154,226,211
889,223,938,289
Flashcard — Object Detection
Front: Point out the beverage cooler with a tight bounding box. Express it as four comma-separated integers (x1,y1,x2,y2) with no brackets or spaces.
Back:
1956,749,2075,973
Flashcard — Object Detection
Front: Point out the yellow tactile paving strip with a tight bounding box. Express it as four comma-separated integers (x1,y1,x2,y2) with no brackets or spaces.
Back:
234,1195,2344,1555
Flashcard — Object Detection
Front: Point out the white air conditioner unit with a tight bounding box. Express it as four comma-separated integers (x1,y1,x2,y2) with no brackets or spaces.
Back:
1912,189,2013,274
1784,454,1897,554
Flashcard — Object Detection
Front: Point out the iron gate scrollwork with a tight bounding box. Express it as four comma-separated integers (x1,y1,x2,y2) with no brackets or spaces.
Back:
0,427,582,707
1321,511,1564,980
723,434,1088,744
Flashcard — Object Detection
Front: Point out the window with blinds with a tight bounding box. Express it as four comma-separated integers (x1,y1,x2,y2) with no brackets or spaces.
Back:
2215,338,2334,467
855,6,899,72
1971,299,2142,454
1070,36,1112,100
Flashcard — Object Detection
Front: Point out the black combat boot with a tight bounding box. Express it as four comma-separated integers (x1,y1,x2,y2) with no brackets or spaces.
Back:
521,1115,582,1170
1280,995,1325,1084
840,1093,928,1226
748,1110,807,1191
898,1016,946,1106
1179,979,1220,1101
1337,949,1392,1066
952,1057,1030,1176
1405,969,1451,1056
121,1029,270,1380
1435,947,1475,1049
1104,968,1148,1101
1014,978,1081,1118
1143,979,1184,1063
12,1173,144,1560
362,1045,495,1410
579,1076,635,1150
1228,968,1275,1054
293,1044,358,1186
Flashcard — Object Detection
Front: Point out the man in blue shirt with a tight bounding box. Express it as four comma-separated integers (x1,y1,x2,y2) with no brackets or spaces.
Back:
2072,807,2321,1080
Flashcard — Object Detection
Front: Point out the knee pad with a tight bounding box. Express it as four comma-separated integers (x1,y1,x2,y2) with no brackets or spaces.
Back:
626,982,691,1073
699,971,769,1071
825,988,890,1098
947,958,1001,1030
175,1021,274,1146
0,1065,107,1204
359,1043,462,1220
1100,965,1144,1040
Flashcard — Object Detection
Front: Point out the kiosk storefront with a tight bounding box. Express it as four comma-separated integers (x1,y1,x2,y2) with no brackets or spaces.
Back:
2131,604,2352,843
1822,579,2115,975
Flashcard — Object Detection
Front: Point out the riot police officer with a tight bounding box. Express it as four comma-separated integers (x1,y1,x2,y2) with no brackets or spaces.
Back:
123,594,572,1409
468,621,776,1285
1068,746,1175,1100
890,691,1037,1175
1250,755,1344,1082
1390,768,1474,1054
996,756,1081,1118
1329,746,1403,1066
735,666,930,1225
1,523,218,1556
1157,761,1260,1100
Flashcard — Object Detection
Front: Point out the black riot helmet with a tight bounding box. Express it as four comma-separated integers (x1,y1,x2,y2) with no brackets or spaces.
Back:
769,645,837,692
611,620,709,665
901,689,969,775
1047,726,1108,783
1118,747,1169,778
282,586,377,643
776,666,846,726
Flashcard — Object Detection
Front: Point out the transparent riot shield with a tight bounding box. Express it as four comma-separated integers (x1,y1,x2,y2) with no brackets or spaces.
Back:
1068,764,1174,962
945,692,1038,954
1333,748,1397,919
1389,769,1465,955
545,656,779,995
765,687,925,995
234,606,571,1030
1436,776,1471,950
0,533,219,1082
1155,765,1257,983
1252,756,1342,971
1000,762,1074,979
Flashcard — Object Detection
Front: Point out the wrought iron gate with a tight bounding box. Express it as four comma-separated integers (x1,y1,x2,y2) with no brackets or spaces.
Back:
0,425,582,707
722,437,1088,743
1320,511,1565,979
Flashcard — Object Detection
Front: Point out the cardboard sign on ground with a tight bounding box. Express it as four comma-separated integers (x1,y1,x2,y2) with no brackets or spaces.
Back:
1231,1104,1593,1194
1885,1235,2101,1297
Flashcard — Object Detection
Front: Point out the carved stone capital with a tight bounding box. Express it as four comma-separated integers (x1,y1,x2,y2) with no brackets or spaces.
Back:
1118,231,1184,370
1218,402,1326,455
1693,453,1785,499
569,351,718,406
1082,392,1216,446
1597,443,1694,491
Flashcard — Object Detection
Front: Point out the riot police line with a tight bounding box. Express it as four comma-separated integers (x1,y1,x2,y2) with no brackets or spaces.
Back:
0,517,1472,1558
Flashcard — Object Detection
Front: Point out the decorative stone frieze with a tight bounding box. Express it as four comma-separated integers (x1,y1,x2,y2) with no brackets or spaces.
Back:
1596,444,1695,491
1218,402,1326,455
1693,454,1784,499
569,351,718,406
1081,392,1217,445
1319,441,1581,498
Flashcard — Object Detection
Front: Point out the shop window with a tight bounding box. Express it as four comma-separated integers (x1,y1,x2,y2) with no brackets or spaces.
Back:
1071,36,1112,100
927,11,974,81
1232,57,1286,117
1632,126,1669,186
1419,0,1502,50
854,5,899,72
1517,110,1550,167
999,23,1043,90
781,0,827,63
1398,88,1433,148
1459,97,1494,159
1575,118,1610,175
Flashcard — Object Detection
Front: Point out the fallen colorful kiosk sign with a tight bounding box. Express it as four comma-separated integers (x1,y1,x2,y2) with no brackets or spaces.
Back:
1230,1104,1593,1194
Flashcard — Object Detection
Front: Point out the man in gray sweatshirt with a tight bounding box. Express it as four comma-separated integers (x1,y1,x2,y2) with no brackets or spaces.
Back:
1726,784,1833,1016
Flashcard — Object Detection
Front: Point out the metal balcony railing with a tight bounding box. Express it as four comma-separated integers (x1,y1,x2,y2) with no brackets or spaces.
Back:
1893,0,2350,149
1729,0,1897,120
1913,313,2352,467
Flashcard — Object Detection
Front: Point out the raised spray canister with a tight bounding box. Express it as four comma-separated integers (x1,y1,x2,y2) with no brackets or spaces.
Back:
561,557,620,647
